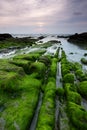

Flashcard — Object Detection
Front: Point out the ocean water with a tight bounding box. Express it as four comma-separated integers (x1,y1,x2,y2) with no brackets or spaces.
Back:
11,34,71,38
11,34,49,38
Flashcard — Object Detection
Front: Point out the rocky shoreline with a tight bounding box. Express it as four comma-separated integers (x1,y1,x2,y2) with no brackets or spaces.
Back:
0,33,87,130
68,32,87,43
0,33,38,50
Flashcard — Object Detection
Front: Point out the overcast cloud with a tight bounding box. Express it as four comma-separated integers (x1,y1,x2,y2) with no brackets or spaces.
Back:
0,0,87,34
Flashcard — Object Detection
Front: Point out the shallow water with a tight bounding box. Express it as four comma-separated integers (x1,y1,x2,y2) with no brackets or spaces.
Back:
60,38,87,62
45,44,59,56
1,35,87,62
0,35,59,59
81,98,87,111
55,48,62,130
36,35,58,44
29,92,43,130
0,118,5,130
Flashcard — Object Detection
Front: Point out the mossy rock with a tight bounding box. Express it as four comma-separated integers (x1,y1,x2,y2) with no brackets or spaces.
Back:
29,61,46,79
67,102,87,130
73,62,82,71
13,53,40,61
68,62,75,71
38,56,51,66
36,80,56,130
65,83,81,104
81,58,87,65
61,64,70,77
50,58,57,77
54,47,60,58
65,84,81,104
0,59,25,76
67,91,81,105
61,50,66,59
44,81,56,100
61,61,71,77
32,50,46,55
75,69,87,81
61,58,67,64
84,53,87,57
0,76,41,130
78,81,87,99
0,71,20,92
56,87,64,101
59,104,70,130
10,59,31,74
63,73,74,84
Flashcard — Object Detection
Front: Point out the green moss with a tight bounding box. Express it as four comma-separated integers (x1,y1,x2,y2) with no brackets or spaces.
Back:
40,41,54,48
61,64,70,77
13,53,40,61
67,91,81,105
0,76,41,130
36,81,56,130
63,73,74,84
29,61,46,79
61,52,72,77
0,37,36,49
10,59,31,74
67,102,87,130
0,59,25,76
0,71,21,92
38,55,51,66
50,58,57,77
56,88,64,101
61,50,66,59
31,50,46,55
59,104,70,130
78,81,87,99
81,58,87,64
74,62,82,71
64,83,81,104
54,47,60,58
75,69,87,81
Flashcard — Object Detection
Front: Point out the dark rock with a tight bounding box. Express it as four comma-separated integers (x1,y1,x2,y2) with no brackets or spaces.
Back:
38,56,51,65
57,35,71,38
84,53,87,56
81,58,87,64
68,32,87,43
48,40,61,43
8,46,21,50
0,33,12,41
38,36,45,40
69,52,73,55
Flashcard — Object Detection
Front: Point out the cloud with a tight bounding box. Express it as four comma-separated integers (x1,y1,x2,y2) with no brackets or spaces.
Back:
73,12,83,16
0,0,87,33
0,0,68,25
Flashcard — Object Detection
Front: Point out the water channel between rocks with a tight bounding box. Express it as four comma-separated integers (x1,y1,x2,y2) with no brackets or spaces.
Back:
29,92,43,130
55,48,62,130
81,98,87,111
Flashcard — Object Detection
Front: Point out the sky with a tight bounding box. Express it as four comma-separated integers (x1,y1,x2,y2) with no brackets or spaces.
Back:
0,0,87,34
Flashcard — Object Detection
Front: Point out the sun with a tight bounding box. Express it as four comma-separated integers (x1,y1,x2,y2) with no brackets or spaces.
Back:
37,22,44,27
